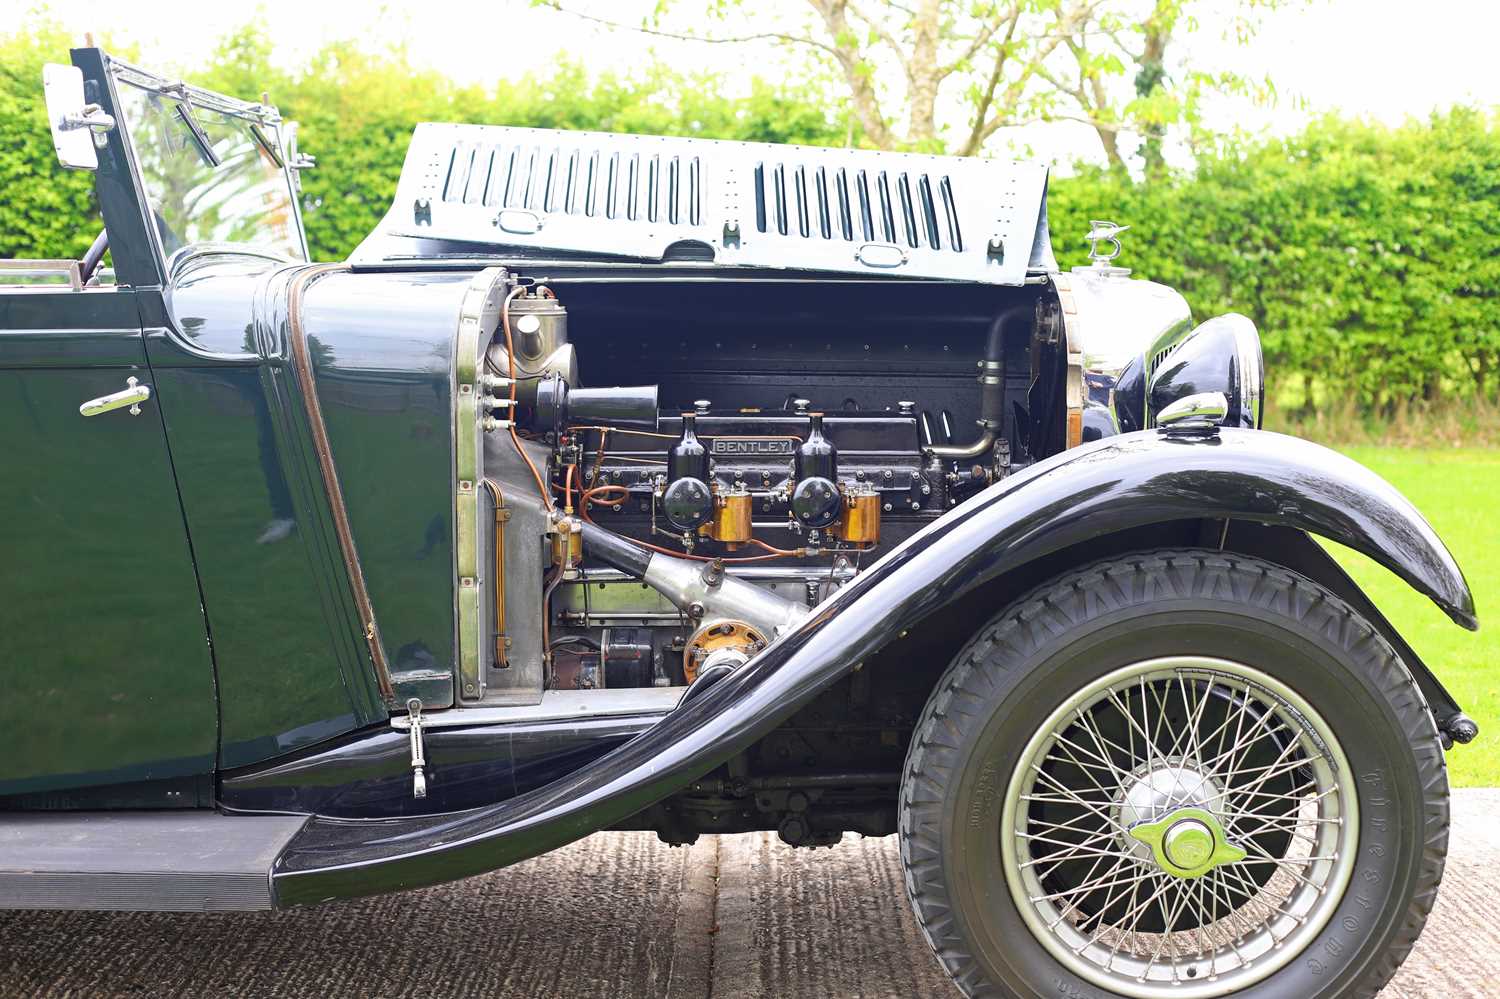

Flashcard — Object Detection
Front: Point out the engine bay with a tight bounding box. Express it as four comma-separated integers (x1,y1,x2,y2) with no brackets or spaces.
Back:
471,273,1051,706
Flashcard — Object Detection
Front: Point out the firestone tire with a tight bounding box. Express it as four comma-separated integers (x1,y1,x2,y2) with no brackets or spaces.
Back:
899,549,1448,999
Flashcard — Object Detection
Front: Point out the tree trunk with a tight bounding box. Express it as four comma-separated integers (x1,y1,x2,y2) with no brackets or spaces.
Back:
905,0,943,146
1097,125,1126,171
1136,2,1173,179
807,0,896,149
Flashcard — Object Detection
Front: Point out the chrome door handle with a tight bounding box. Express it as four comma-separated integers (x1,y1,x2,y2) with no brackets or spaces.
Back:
80,376,151,417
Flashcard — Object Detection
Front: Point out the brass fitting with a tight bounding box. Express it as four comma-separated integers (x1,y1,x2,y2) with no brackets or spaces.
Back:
705,483,753,547
838,481,881,545
549,514,583,570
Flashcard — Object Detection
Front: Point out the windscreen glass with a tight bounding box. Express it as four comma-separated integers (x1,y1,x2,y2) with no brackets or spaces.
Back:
115,81,304,264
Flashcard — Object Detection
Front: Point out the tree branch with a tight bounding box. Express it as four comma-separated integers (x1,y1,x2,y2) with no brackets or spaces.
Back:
1057,23,1126,168
901,0,943,141
845,0,911,75
957,7,1022,155
962,1,1093,155
540,2,838,57
806,0,897,148
939,2,1016,80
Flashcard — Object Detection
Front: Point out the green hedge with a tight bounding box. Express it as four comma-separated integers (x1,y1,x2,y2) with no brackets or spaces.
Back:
0,24,98,259
186,26,859,264
1047,110,1500,410
3,21,1497,410
0,21,857,265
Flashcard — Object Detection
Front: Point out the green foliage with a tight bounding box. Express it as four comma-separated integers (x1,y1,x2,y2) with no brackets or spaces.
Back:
1,19,1496,411
1048,109,1500,409
0,19,854,262
0,21,98,258
188,25,855,260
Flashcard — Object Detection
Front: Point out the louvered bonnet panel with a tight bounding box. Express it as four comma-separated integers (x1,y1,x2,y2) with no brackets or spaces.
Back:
361,123,1051,285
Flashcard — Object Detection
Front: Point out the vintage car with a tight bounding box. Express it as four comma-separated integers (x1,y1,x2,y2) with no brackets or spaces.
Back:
2,46,1481,999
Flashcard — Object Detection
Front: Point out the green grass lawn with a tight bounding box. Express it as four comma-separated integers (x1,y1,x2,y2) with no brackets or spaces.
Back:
1328,447,1498,786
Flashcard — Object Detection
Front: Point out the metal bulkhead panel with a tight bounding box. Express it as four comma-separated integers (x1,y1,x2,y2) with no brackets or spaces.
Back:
352,124,1050,286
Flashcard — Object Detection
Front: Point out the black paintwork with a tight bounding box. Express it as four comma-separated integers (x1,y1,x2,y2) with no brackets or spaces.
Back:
221,714,651,818
1149,319,1260,428
71,48,165,290
792,413,840,528
664,412,712,530
1112,354,1147,434
271,426,1474,904
534,378,659,432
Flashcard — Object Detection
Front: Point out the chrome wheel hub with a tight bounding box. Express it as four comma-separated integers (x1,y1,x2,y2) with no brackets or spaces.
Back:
1163,818,1215,867
1128,807,1246,880
1000,657,1358,998
1112,764,1247,879
1114,762,1222,862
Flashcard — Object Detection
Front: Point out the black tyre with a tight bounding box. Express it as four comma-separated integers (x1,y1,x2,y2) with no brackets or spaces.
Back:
900,549,1448,999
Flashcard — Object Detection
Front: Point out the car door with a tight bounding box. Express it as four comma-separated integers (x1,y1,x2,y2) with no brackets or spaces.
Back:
0,279,217,801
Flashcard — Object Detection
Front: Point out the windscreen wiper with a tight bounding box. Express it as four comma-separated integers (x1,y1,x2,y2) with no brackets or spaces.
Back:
174,103,220,168
249,124,285,168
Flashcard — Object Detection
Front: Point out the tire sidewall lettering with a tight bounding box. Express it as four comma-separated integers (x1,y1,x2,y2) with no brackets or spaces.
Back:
903,552,1443,999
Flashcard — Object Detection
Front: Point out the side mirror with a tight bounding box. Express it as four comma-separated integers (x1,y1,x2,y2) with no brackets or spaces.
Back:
285,120,315,191
43,64,114,171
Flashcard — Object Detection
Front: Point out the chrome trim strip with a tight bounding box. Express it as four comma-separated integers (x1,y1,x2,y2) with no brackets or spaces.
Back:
1232,316,1264,428
110,58,280,122
452,268,506,702
0,259,84,291
392,688,681,729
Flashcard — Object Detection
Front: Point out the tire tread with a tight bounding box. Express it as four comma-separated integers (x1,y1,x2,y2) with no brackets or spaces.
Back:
898,549,1449,999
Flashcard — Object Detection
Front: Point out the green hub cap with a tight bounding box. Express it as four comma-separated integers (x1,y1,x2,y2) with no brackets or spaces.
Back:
1128,806,1246,879
1004,658,1360,996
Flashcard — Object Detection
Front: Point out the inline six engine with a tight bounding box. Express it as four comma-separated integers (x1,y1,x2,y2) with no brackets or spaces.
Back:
481,280,1032,698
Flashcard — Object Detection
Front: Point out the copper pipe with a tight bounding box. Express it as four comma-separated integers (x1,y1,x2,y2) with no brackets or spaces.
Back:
568,424,678,441
579,486,804,563
541,563,564,680
482,478,509,668
286,263,394,703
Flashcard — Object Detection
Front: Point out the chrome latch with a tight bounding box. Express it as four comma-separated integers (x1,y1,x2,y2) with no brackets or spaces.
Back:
1155,391,1228,437
80,376,151,417
406,697,429,799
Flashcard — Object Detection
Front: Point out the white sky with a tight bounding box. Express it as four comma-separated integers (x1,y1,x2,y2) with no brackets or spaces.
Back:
27,0,1500,169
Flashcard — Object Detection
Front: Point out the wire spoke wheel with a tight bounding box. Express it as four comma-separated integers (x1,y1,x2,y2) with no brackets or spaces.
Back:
1001,656,1358,998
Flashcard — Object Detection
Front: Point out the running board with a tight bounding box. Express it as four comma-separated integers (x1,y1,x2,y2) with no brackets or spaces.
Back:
0,811,308,911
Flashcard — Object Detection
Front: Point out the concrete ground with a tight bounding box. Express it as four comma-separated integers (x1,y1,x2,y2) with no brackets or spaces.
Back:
4,790,1499,998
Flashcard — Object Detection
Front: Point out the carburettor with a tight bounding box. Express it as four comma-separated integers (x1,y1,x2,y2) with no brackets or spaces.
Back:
579,404,945,556
552,404,952,689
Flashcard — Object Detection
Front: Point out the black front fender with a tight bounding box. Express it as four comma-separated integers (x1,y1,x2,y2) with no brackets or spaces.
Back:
273,428,1473,905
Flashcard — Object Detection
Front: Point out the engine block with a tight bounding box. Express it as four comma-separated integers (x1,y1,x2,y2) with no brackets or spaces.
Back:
547,405,971,689
576,407,950,553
